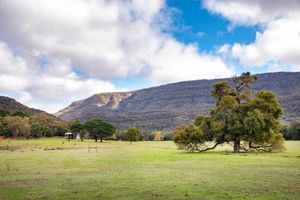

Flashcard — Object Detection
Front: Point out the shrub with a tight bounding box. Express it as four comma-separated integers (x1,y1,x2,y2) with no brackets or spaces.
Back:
154,132,164,141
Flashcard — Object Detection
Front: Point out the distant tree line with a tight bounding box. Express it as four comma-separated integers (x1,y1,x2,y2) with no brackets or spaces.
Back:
114,129,173,142
0,111,117,142
70,120,174,143
0,110,69,138
0,109,175,142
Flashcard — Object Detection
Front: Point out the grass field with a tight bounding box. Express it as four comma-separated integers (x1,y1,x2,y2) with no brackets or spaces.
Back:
0,138,300,200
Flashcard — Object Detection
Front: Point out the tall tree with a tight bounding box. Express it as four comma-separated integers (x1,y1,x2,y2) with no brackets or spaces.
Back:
154,132,165,141
30,113,69,137
174,72,285,153
85,118,115,142
70,120,85,141
30,123,43,138
3,116,31,138
126,127,139,144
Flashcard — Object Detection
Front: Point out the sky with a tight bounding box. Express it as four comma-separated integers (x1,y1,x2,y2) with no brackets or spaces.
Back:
0,0,300,113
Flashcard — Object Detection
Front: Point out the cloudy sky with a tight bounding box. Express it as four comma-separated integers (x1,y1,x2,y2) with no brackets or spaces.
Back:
0,0,300,113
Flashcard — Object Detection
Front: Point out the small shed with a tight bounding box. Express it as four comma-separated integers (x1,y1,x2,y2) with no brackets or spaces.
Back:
65,132,76,140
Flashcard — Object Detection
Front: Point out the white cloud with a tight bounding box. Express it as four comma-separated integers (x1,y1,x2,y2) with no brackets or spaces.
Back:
205,0,300,71
146,39,232,82
203,0,300,26
0,0,232,80
0,43,30,91
0,0,233,112
0,41,118,113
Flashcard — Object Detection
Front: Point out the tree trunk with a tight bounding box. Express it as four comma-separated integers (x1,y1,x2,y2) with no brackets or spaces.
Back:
100,138,103,143
94,136,97,142
233,138,240,153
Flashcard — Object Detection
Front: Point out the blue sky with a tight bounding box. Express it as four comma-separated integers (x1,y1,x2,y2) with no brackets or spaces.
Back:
0,0,299,112
111,0,268,90
113,0,258,89
167,0,257,49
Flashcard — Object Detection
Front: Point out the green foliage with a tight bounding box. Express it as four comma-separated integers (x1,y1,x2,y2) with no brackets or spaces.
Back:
141,131,155,141
106,133,117,141
173,125,205,151
85,118,116,142
70,120,84,133
163,132,173,141
115,131,128,141
210,81,231,102
174,72,285,152
30,113,69,137
12,111,29,118
126,127,139,143
2,116,31,138
30,123,43,138
115,129,156,141
70,120,86,141
282,119,300,140
0,109,11,117
0,109,69,139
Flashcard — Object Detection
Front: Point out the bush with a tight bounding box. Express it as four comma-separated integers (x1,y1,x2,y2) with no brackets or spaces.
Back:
106,134,117,141
141,132,155,141
30,123,43,138
154,132,164,141
115,131,128,141
163,132,173,141
282,119,300,140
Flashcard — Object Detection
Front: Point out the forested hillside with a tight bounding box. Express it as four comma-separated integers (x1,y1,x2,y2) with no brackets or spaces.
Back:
56,72,299,131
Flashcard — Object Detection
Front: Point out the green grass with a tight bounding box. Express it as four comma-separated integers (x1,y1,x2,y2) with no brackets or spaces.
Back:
0,138,300,200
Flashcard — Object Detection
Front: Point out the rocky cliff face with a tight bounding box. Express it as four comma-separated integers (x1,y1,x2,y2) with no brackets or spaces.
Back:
55,72,300,131
55,92,134,119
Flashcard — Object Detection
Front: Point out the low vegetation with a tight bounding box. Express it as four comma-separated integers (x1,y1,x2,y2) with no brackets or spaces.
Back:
282,118,300,140
126,127,139,144
0,138,299,200
0,111,69,138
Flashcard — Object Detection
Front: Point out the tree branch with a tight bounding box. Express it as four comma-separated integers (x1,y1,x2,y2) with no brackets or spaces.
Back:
249,142,273,152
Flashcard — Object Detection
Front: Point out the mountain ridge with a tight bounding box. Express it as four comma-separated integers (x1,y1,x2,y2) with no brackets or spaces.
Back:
55,72,300,131
0,96,47,115
0,96,64,123
3,71,298,132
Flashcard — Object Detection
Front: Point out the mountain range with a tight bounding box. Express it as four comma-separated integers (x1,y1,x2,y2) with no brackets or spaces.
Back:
55,72,300,131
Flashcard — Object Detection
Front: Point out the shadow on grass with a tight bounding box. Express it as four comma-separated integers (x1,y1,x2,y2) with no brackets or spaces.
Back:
172,149,287,157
